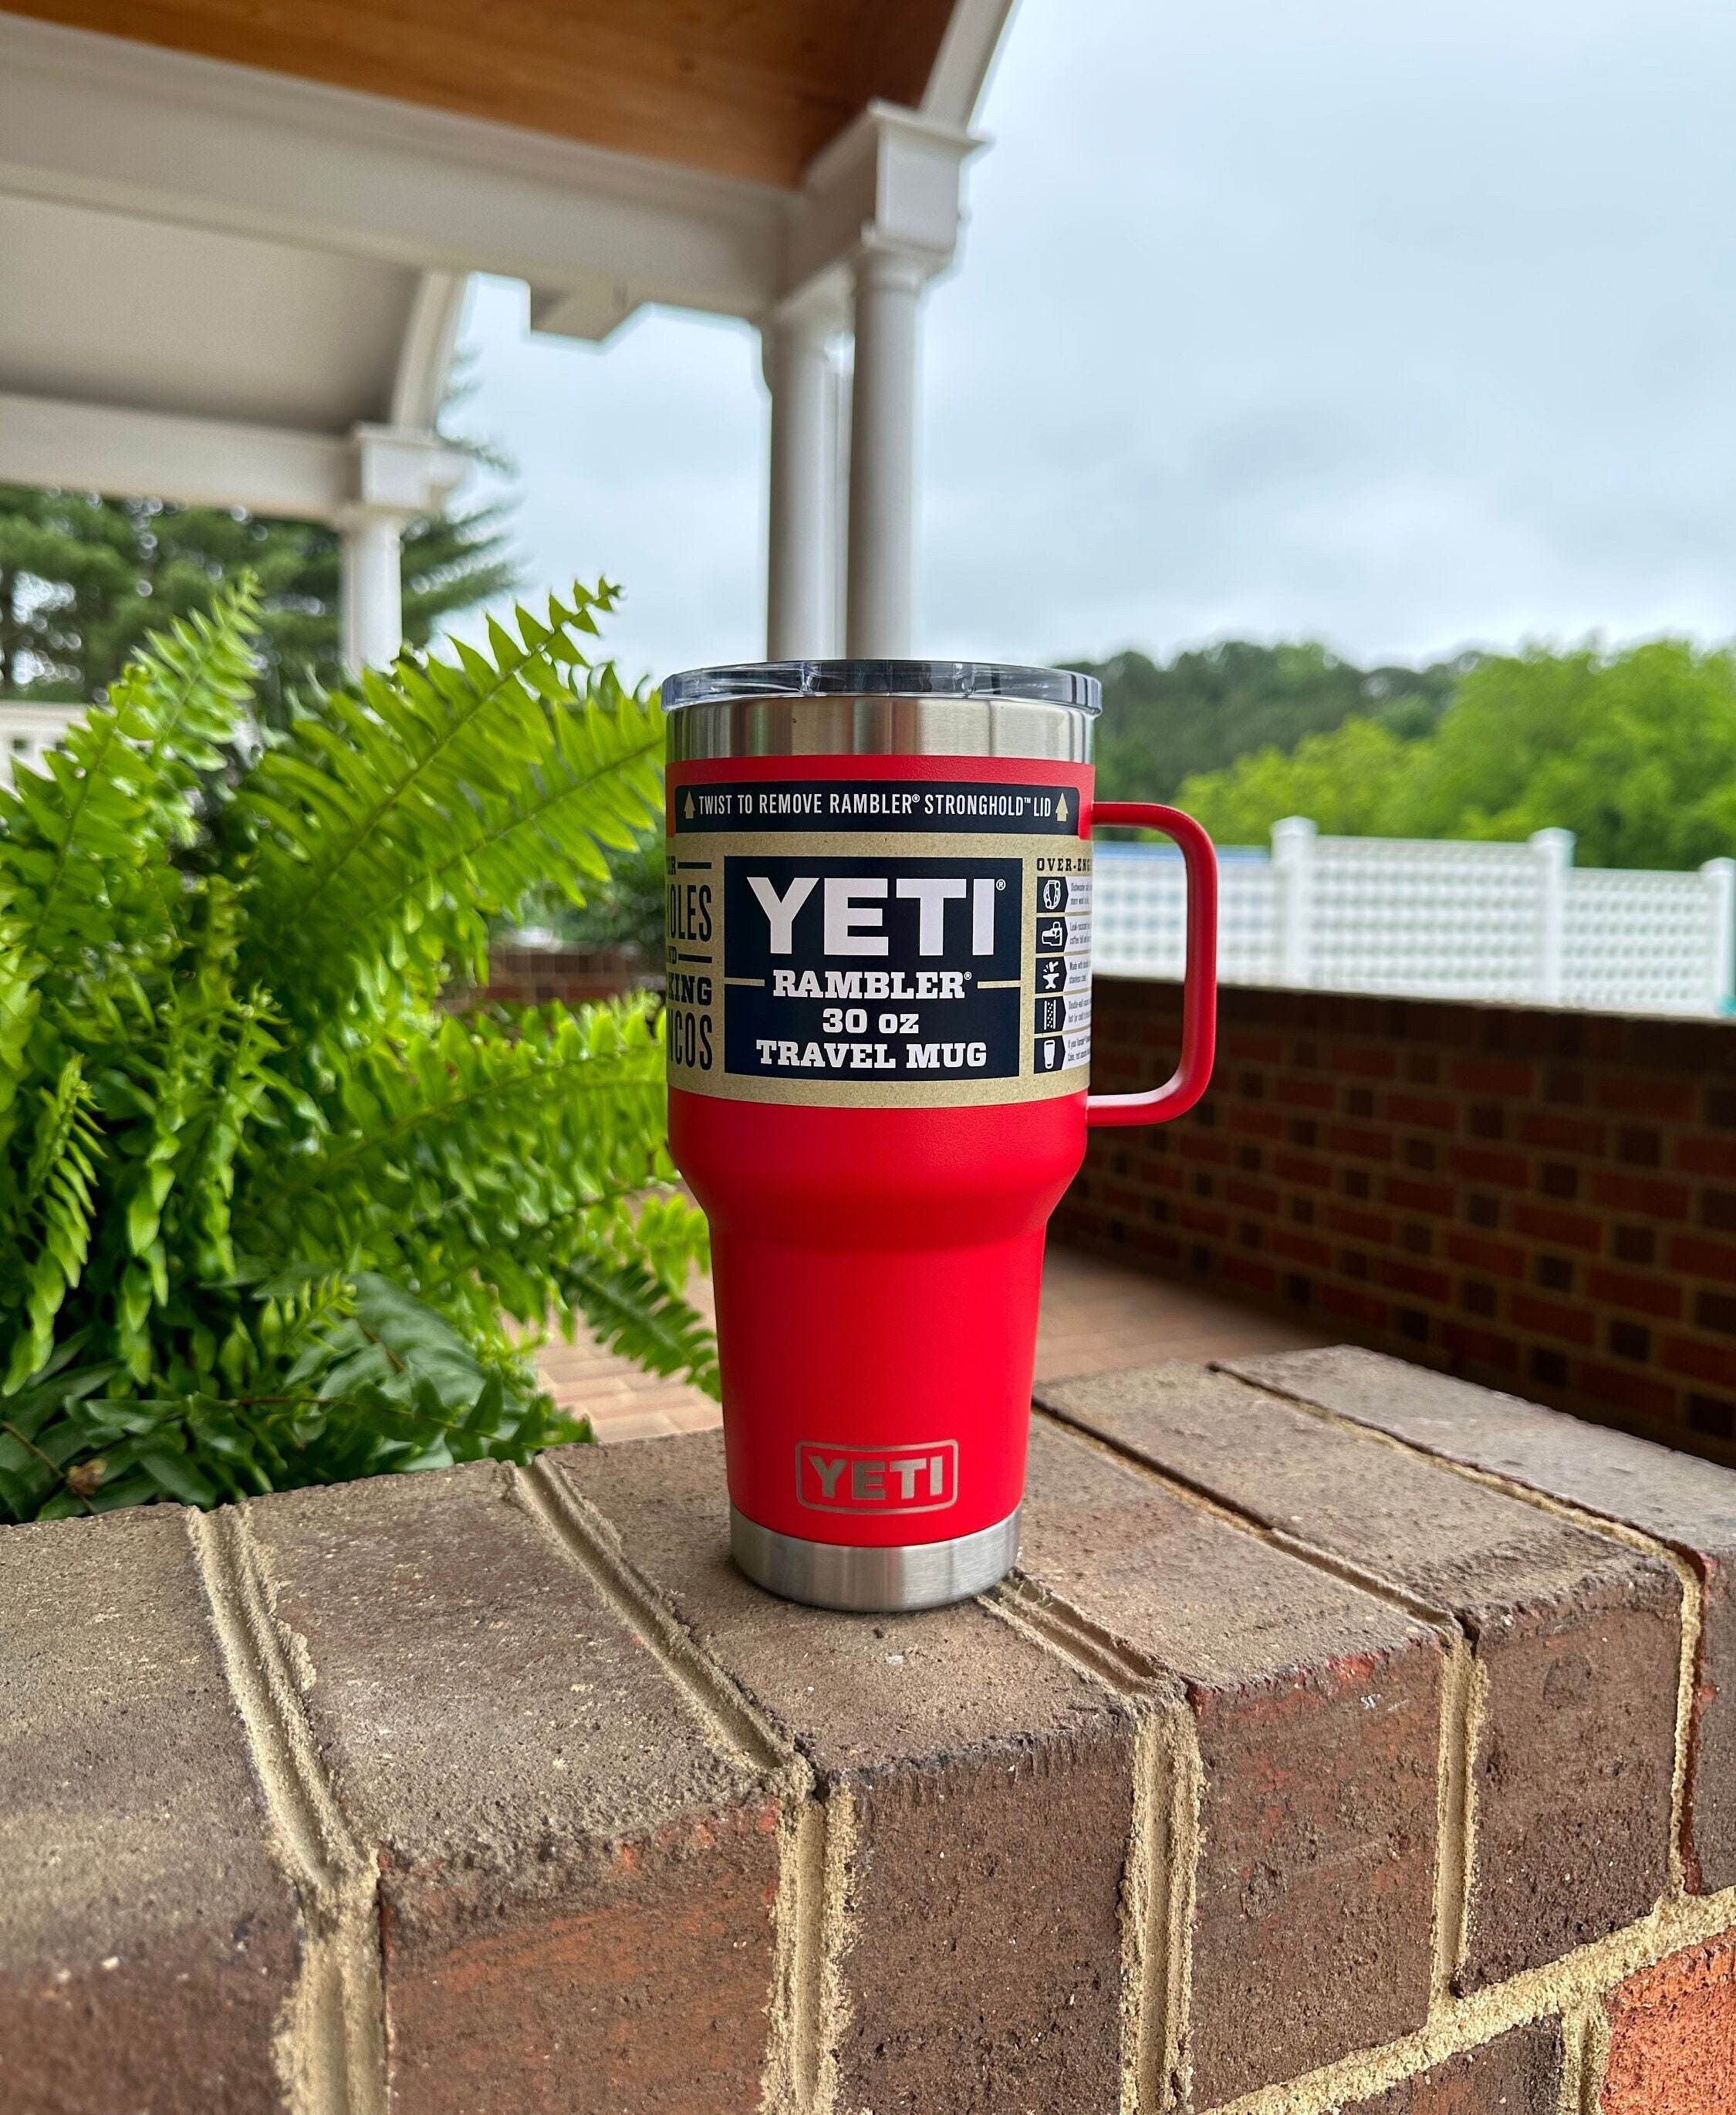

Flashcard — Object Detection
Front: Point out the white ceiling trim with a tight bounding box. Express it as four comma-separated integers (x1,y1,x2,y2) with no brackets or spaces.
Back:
391,272,469,431
0,14,787,326
0,390,467,522
922,0,1021,127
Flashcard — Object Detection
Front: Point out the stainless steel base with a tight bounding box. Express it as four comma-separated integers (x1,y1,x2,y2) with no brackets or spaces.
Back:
730,1505,1022,1613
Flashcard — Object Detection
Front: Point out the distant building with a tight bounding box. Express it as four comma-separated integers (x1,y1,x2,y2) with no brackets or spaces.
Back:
0,701,83,792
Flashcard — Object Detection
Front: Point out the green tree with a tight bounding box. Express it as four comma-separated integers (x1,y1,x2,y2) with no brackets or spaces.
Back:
1174,715,1418,843
0,485,516,718
0,576,714,1524
1172,638,1736,870
1390,641,1736,868
1069,639,1464,806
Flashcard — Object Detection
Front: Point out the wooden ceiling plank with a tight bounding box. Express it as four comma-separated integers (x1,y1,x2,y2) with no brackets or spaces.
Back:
1,0,963,187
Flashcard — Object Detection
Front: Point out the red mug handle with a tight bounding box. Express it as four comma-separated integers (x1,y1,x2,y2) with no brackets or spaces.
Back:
1085,802,1219,1128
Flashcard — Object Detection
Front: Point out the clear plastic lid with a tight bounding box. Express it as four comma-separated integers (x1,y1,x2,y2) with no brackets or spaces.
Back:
660,659,1101,715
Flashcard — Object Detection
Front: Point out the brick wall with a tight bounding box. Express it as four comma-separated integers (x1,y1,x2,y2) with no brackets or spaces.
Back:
449,944,657,1010
1059,978,1736,1467
4,1349,1735,2113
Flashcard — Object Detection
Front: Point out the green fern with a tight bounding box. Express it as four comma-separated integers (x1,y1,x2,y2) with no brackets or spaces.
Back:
0,576,705,1522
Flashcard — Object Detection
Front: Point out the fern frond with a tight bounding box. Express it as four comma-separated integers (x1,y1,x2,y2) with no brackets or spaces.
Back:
0,578,260,982
556,1251,720,1400
252,998,670,1286
237,585,662,1022
4,1059,101,1391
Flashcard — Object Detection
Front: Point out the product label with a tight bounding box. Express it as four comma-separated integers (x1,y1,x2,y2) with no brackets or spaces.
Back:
666,771,1092,1106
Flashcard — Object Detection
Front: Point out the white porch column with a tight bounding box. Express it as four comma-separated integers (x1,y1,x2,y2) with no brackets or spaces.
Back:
339,508,409,676
336,422,466,677
844,245,925,658
764,306,838,659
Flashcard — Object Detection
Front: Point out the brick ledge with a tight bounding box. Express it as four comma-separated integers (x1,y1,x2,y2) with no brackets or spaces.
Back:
3,1347,1734,2113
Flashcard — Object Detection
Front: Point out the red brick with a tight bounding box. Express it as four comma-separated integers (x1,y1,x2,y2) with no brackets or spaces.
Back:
1277,1077,1337,1110
1227,1177,1281,1213
1579,1361,1680,1422
1590,1171,1694,1219
1179,1203,1231,1239
1177,1132,1232,1166
1039,1367,1680,1989
1221,1255,1279,1296
1386,1093,1460,1130
1440,1320,1523,1371
1511,1202,1604,1252
1275,1153,1333,1188
559,1435,1137,2115
1509,1293,1598,1346
1221,1029,1285,1063
1328,1042,1401,1078
245,1465,786,2115
1602,1934,1736,2115
1589,1073,1697,1120
1328,1204,1395,1243
1019,1418,1444,2107
1329,1123,1396,1161
1228,1346,1736,1893
1448,1057,1536,1096
1318,1282,1388,1327
1448,1144,1530,1188
0,1511,301,2113
1100,1181,1141,1212
1228,1104,1285,1140
1586,1267,1685,1321
1385,1176,1457,1216
1374,1257,1452,1302
1668,1235,1736,1286
1447,1231,1528,1279
1272,1228,1332,1269
1680,1135,1736,1180
1663,1336,1736,1388
1518,1109,1608,1154
1345,2021,1562,2112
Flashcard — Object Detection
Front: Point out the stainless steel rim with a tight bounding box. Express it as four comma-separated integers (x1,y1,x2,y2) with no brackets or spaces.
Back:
730,1505,1022,1612
660,660,1100,714
667,693,1094,765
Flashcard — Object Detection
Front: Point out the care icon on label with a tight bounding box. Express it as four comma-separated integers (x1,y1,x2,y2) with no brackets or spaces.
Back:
1038,917,1068,951
1040,877,1066,912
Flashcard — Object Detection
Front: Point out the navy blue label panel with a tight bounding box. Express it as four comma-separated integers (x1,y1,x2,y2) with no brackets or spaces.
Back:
676,780,1079,835
723,854,1022,1083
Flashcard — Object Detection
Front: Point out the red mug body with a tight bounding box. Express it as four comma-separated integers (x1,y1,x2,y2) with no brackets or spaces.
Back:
660,664,1211,1610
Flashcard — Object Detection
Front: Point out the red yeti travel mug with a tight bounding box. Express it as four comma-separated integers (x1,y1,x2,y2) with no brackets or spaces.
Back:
661,661,1217,1610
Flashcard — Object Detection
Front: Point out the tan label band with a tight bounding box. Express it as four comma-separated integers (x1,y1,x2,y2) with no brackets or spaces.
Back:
666,826,1092,1109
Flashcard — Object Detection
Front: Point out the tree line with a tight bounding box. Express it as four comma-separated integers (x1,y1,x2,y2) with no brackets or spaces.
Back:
1077,637,1736,872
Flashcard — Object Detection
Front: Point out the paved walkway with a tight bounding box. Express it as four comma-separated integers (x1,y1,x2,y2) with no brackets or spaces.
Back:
538,1244,1329,1443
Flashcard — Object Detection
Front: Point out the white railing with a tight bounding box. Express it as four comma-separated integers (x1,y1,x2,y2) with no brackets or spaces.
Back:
1095,818,1736,1017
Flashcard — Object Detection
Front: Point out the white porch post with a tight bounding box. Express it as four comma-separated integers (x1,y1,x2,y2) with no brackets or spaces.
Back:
779,106,978,663
844,245,925,658
339,508,409,676
336,421,466,677
1529,826,1574,1006
764,306,838,659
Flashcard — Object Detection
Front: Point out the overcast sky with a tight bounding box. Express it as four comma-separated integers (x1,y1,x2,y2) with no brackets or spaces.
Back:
451,0,1736,686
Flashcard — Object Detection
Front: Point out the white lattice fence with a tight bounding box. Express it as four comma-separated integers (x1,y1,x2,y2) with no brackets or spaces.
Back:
1093,819,1736,1017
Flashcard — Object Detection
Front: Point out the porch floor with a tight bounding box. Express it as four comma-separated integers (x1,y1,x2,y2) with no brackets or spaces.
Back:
538,1245,1330,1444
